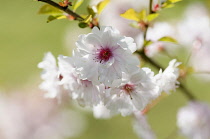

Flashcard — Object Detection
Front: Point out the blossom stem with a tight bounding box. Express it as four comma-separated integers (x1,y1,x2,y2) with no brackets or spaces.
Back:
136,50,162,69
136,50,196,100
143,0,153,45
37,0,84,21
149,0,154,14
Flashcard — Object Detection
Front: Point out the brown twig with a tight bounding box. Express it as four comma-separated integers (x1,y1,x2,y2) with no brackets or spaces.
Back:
37,0,84,21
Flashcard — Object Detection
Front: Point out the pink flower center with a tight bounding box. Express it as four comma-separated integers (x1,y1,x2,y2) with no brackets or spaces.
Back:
97,48,113,63
58,74,63,81
80,79,92,87
123,84,134,94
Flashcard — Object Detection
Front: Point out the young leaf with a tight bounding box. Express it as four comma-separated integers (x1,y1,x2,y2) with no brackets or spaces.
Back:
144,40,153,47
137,10,147,22
83,15,92,23
72,0,84,12
87,6,96,17
162,3,174,8
47,15,66,23
121,9,150,23
169,0,182,3
130,22,140,29
78,22,88,28
120,9,140,22
147,13,159,22
38,4,63,15
162,0,182,9
158,36,177,43
97,0,110,14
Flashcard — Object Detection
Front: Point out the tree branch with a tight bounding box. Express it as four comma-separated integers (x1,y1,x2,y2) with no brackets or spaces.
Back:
37,0,84,21
143,0,153,45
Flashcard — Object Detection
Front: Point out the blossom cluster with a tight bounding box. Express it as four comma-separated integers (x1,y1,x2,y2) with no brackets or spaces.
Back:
35,0,210,138
39,26,181,117
96,0,210,78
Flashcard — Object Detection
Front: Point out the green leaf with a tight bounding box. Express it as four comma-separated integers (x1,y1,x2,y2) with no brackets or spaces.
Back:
38,4,63,15
129,22,140,29
87,6,96,17
121,9,138,21
169,0,182,3
162,3,174,8
158,36,178,43
121,9,148,23
120,9,139,21
144,40,153,47
83,15,92,23
147,13,159,22
47,15,66,23
137,10,147,21
72,0,84,12
162,0,181,9
78,22,88,28
97,0,110,14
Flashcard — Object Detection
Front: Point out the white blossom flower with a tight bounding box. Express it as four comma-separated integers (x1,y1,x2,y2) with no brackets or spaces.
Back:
73,26,140,86
58,55,102,107
155,59,181,94
133,112,156,139
177,101,210,139
105,68,160,116
38,52,61,99
93,102,113,119
97,0,147,49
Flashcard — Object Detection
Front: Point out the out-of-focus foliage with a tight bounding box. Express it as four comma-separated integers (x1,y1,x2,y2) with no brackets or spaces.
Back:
38,4,67,23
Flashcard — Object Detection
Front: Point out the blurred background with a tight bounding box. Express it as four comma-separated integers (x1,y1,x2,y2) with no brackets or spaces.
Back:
1,0,210,139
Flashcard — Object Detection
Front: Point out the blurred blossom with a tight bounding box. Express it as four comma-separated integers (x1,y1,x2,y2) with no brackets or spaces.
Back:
38,52,62,99
0,91,86,139
177,3,210,47
144,42,165,57
147,22,176,42
145,22,177,57
177,101,210,139
133,112,156,139
176,3,210,76
93,102,112,119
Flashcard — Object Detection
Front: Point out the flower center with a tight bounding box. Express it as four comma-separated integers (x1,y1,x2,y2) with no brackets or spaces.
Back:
98,48,113,63
58,74,63,81
80,79,92,87
123,84,134,94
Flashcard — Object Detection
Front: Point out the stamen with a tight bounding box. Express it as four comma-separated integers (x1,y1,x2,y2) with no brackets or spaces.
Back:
96,48,113,63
